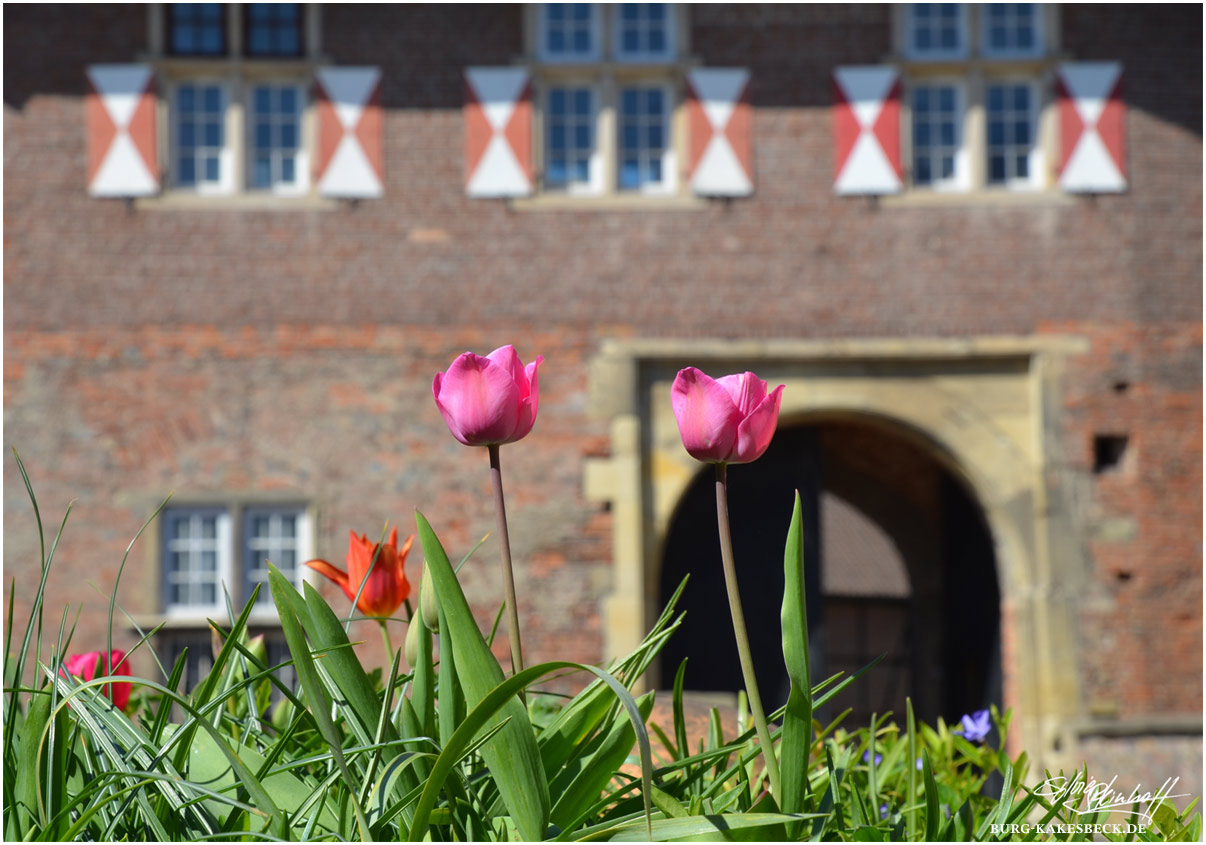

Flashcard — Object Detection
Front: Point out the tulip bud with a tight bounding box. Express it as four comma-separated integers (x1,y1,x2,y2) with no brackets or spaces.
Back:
420,562,440,633
247,633,268,666
671,367,784,465
404,617,422,668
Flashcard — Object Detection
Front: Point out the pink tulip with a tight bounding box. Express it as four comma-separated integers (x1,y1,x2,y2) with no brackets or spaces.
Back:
671,367,784,464
433,345,543,446
62,650,133,712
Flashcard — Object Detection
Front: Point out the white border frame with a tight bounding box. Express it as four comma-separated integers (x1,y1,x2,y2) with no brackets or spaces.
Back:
170,79,236,195
543,81,606,196
983,77,1043,191
615,80,677,196
243,79,311,197
907,77,971,192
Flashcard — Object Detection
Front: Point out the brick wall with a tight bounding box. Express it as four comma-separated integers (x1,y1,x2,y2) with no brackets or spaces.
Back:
3,5,1201,721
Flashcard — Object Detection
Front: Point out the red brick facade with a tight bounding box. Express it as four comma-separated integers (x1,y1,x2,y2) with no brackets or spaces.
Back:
4,3,1201,776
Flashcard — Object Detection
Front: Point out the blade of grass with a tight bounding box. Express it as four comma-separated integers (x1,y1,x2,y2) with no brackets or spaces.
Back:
780,491,813,833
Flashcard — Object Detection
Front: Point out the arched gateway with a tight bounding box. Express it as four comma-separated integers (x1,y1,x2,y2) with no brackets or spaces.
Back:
584,336,1090,774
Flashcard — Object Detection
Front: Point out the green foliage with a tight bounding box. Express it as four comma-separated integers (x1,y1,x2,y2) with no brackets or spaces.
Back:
3,455,1200,841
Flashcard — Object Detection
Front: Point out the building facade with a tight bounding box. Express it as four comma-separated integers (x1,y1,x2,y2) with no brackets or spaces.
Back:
4,3,1201,791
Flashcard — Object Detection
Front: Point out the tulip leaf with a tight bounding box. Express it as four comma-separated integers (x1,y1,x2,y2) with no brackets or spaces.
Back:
301,581,400,756
574,812,812,841
415,510,550,842
779,491,812,832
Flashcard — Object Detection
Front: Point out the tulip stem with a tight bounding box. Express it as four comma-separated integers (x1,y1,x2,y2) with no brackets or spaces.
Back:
378,619,394,665
488,444,525,680
715,463,782,804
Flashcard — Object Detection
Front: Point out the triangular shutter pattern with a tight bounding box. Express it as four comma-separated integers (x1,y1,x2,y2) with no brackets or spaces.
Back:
86,64,159,197
686,68,753,197
833,66,902,195
315,67,384,198
464,68,533,197
1057,62,1126,193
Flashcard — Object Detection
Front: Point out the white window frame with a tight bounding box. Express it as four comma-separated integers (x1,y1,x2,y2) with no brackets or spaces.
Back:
979,3,1043,60
612,3,676,64
162,503,314,623
908,78,971,193
243,506,313,620
538,3,603,64
616,81,677,196
170,79,237,195
905,3,970,62
163,509,235,615
984,78,1043,191
244,80,310,197
542,81,606,196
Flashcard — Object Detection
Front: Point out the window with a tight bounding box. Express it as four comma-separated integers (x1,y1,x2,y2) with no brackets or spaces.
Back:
981,3,1041,59
900,4,1052,194
906,3,968,61
153,4,318,198
162,504,312,618
530,4,684,200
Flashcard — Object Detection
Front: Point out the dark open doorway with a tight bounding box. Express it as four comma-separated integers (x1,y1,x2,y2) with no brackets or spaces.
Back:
656,417,1001,727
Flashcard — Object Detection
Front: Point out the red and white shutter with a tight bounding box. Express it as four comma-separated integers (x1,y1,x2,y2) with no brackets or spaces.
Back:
686,68,753,197
86,64,159,197
833,66,902,195
1057,62,1126,193
464,68,533,198
315,67,384,198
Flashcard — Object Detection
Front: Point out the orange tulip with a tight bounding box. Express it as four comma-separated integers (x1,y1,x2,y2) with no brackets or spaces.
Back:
305,527,414,618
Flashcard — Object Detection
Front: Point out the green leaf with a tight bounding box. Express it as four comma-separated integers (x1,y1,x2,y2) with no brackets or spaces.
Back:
415,510,550,842
923,749,940,842
576,812,812,841
779,491,812,833
15,691,51,833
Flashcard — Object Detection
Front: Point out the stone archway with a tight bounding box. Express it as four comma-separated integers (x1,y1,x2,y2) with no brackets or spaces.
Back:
584,336,1090,773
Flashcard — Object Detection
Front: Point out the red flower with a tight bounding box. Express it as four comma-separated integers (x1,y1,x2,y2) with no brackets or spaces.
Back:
62,650,133,712
306,527,414,618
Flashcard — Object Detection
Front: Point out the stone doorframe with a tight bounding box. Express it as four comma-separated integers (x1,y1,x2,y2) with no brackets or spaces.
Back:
583,335,1091,775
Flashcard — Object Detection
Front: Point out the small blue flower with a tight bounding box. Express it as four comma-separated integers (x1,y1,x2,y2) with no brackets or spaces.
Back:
953,709,992,743
916,756,924,770
862,749,883,765
879,802,890,820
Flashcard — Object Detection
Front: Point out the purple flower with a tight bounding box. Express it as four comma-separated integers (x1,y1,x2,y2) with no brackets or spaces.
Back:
862,750,883,765
953,709,992,743
916,756,924,771
879,803,890,820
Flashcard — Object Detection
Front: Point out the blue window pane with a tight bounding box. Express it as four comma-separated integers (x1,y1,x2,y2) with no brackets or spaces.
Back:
179,86,195,112
254,86,271,113
647,124,663,148
250,30,270,53
913,88,930,112
548,29,565,53
199,3,220,21
648,29,665,52
251,3,271,20
201,584,216,605
253,156,271,186
280,88,297,114
940,27,957,48
204,121,221,147
623,29,639,52
939,122,954,146
989,155,1006,181
988,4,1006,20
987,86,1004,111
940,4,958,19
622,124,639,150
648,4,665,21
255,123,272,149
1018,27,1034,49
573,28,590,52
201,28,221,53
915,156,931,183
575,124,591,148
203,86,221,112
549,89,566,114
573,90,590,114
572,157,588,181
621,4,638,21
281,156,295,182
940,155,954,178
550,124,566,148
915,28,932,50
1013,86,1029,109
990,25,1006,47
205,156,219,182
915,4,932,19
915,122,931,146
279,30,300,54
280,123,297,149
620,158,640,188
179,156,196,185
988,120,1004,145
180,121,196,147
647,89,663,114
546,158,567,183
572,4,590,21
1014,120,1029,145
622,88,639,115
1016,155,1028,178
548,4,565,22
938,88,954,112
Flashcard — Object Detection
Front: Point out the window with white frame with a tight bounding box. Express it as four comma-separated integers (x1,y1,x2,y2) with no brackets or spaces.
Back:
900,3,1053,194
531,3,684,199
162,503,311,617
154,4,317,197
